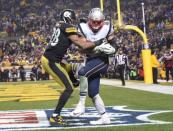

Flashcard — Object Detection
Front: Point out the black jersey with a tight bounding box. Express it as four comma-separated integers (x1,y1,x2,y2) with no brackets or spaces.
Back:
44,22,77,62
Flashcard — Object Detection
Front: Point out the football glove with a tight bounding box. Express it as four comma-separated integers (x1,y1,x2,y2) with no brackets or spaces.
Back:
94,42,115,55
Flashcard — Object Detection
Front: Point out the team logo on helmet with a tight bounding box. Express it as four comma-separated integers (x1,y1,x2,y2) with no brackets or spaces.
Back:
63,11,72,18
60,9,76,23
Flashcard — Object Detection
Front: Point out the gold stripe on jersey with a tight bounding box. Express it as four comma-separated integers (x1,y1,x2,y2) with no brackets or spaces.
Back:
65,27,77,33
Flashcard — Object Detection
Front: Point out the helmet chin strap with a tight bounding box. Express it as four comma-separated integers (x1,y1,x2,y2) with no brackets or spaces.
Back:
63,17,72,24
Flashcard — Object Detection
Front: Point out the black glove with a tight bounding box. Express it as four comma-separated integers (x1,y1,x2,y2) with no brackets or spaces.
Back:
94,38,108,46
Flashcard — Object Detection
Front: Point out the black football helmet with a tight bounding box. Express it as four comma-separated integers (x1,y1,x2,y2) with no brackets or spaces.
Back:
60,9,76,24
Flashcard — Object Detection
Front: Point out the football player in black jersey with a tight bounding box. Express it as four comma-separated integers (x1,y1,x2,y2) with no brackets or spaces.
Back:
41,9,103,126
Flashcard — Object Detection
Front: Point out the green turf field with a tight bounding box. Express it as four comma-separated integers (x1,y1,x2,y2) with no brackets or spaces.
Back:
0,81,173,131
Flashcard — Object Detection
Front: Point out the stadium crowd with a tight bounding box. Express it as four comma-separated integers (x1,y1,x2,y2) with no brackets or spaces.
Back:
0,0,173,82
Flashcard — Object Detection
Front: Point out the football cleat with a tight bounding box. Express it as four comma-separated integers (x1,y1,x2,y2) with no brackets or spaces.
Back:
49,115,67,126
70,103,85,117
90,113,111,125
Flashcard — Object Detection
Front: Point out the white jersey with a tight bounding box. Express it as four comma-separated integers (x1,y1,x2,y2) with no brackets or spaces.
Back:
78,21,114,42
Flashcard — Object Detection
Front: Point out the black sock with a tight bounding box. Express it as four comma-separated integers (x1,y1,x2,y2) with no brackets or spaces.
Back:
54,89,73,115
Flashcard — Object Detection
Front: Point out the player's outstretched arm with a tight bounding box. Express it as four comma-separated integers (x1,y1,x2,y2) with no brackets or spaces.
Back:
68,35,102,50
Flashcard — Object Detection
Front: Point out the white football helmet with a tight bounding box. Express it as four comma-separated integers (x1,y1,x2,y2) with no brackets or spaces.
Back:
88,8,105,32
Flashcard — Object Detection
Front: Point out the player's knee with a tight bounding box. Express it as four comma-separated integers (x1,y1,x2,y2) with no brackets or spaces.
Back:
65,87,73,94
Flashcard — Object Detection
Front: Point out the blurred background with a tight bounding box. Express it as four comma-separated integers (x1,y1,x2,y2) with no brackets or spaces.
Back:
0,0,173,82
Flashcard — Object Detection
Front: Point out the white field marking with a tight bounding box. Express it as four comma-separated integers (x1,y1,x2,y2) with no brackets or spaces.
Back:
113,106,173,124
113,106,173,112
100,79,173,95
0,111,50,129
136,111,172,124
0,106,172,131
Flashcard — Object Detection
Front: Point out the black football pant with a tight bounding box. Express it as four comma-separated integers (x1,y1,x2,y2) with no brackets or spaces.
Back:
152,67,158,83
117,65,125,85
166,67,173,81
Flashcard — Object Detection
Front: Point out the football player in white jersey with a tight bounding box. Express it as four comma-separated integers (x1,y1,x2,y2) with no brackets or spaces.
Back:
70,8,117,125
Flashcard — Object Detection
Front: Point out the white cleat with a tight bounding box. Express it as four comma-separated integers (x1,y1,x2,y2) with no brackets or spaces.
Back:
70,103,85,117
90,114,111,125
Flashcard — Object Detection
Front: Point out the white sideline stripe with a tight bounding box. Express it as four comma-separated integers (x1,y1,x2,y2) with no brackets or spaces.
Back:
100,79,173,95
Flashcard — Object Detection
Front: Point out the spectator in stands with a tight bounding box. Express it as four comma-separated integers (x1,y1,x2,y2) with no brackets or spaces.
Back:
165,33,173,48
18,65,26,81
11,66,18,82
42,70,49,80
1,56,11,67
31,64,37,80
30,72,35,81
36,64,42,81
3,69,9,82
129,64,137,80
137,65,144,80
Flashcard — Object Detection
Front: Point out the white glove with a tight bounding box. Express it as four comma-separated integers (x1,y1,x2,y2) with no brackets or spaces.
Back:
94,42,115,55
